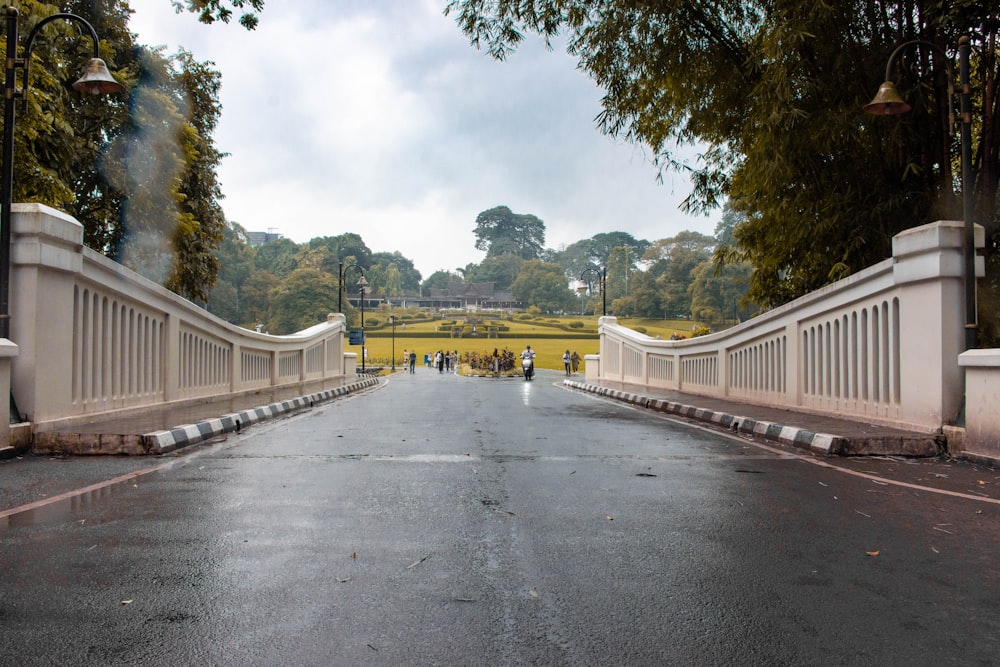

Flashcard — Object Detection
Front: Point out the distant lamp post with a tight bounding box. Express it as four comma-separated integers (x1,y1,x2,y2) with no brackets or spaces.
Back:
389,315,396,371
578,266,607,316
337,261,361,314
340,263,366,370
1,7,124,340
357,275,369,371
864,36,976,350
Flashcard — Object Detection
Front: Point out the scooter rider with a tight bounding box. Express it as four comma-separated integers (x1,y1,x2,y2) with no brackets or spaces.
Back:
520,345,536,378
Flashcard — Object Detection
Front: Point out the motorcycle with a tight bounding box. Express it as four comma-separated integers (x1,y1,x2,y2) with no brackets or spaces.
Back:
521,357,534,381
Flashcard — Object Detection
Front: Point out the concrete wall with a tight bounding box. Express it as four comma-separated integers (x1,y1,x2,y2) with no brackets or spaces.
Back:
958,350,1000,463
5,204,352,442
595,220,984,434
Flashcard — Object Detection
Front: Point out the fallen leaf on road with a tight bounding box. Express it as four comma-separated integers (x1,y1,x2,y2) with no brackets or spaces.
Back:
606,515,614,521
855,510,871,518
406,554,431,569
866,551,880,557
352,552,357,559
121,599,133,605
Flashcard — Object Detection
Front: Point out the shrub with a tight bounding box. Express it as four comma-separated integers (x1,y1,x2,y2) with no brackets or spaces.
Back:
367,318,380,327
567,321,584,329
692,326,712,337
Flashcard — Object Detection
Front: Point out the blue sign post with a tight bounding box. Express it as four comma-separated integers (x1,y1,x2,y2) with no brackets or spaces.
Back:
349,329,364,345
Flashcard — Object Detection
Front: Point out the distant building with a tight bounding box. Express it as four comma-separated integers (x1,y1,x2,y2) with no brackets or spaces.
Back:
247,230,283,247
424,282,521,310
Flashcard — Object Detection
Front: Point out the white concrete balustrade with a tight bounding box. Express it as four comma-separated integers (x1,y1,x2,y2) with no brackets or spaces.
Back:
1,206,997,461
4,204,351,446
595,219,985,435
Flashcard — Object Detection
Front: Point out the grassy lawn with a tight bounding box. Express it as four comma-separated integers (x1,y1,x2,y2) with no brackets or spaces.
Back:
347,314,709,371
350,336,598,371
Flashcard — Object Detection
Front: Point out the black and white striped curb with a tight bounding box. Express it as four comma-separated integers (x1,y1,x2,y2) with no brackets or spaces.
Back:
562,380,846,455
144,376,382,454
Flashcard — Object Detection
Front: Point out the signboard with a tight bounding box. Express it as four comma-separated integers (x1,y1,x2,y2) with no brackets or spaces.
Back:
349,329,364,345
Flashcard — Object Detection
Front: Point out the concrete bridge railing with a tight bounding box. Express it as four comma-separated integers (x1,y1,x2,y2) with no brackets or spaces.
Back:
591,220,985,435
3,204,353,447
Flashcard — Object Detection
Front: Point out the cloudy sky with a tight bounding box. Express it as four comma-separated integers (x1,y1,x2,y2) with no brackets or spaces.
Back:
128,0,717,279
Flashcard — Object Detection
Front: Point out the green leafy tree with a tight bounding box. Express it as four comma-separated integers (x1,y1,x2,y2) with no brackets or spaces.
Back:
207,221,256,324
473,205,546,260
253,237,300,278
267,268,338,334
446,0,1000,322
240,270,278,328
554,232,649,280
421,270,460,293
689,261,752,327
605,246,638,305
163,49,226,301
511,260,577,313
607,269,659,318
370,251,420,293
464,253,524,291
170,0,264,30
7,2,229,302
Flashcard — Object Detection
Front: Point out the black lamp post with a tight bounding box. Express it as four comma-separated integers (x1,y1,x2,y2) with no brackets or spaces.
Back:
340,263,367,370
358,275,369,371
1,7,123,340
864,36,976,350
389,315,396,371
579,266,607,316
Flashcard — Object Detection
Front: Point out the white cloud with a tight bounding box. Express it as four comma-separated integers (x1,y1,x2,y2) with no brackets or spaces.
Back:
128,1,717,278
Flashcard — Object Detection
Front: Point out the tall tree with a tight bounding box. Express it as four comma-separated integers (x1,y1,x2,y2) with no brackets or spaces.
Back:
473,205,546,260
511,260,577,313
446,0,1000,322
465,253,524,291
267,268,338,334
163,49,226,301
5,2,231,301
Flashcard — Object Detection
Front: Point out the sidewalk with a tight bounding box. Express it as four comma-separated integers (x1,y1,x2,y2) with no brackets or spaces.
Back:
563,379,943,457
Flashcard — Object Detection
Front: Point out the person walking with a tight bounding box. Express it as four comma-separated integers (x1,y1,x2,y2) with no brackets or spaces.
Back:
409,350,417,373
563,349,572,377
570,350,581,375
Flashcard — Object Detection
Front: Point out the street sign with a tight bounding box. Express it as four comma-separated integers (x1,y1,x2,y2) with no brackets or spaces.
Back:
349,329,364,345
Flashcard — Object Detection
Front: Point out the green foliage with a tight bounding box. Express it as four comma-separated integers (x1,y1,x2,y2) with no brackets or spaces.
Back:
171,0,264,30
267,268,338,334
511,261,577,313
464,253,524,290
473,205,546,260
446,0,1000,322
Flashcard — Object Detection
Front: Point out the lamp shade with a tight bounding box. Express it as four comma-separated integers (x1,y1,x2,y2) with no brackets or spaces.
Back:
863,81,911,115
72,58,125,95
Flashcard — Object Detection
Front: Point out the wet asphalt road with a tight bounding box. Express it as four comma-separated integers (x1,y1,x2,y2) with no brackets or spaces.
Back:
1,368,999,666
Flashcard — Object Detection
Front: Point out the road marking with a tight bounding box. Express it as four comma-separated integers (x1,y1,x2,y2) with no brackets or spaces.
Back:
631,399,1000,506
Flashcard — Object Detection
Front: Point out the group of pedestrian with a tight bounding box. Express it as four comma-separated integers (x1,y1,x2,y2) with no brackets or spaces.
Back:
399,347,583,377
562,350,581,377
432,350,458,374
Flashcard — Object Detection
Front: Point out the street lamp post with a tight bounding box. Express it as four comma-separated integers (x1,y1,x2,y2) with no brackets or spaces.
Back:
1,7,123,340
389,315,396,371
579,266,607,316
358,275,368,372
864,36,976,350
340,263,367,370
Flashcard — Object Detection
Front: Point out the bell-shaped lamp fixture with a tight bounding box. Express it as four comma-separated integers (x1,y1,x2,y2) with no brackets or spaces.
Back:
863,80,911,115
72,58,125,95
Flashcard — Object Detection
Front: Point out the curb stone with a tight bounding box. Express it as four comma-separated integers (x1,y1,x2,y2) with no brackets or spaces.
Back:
562,380,846,455
144,376,381,454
